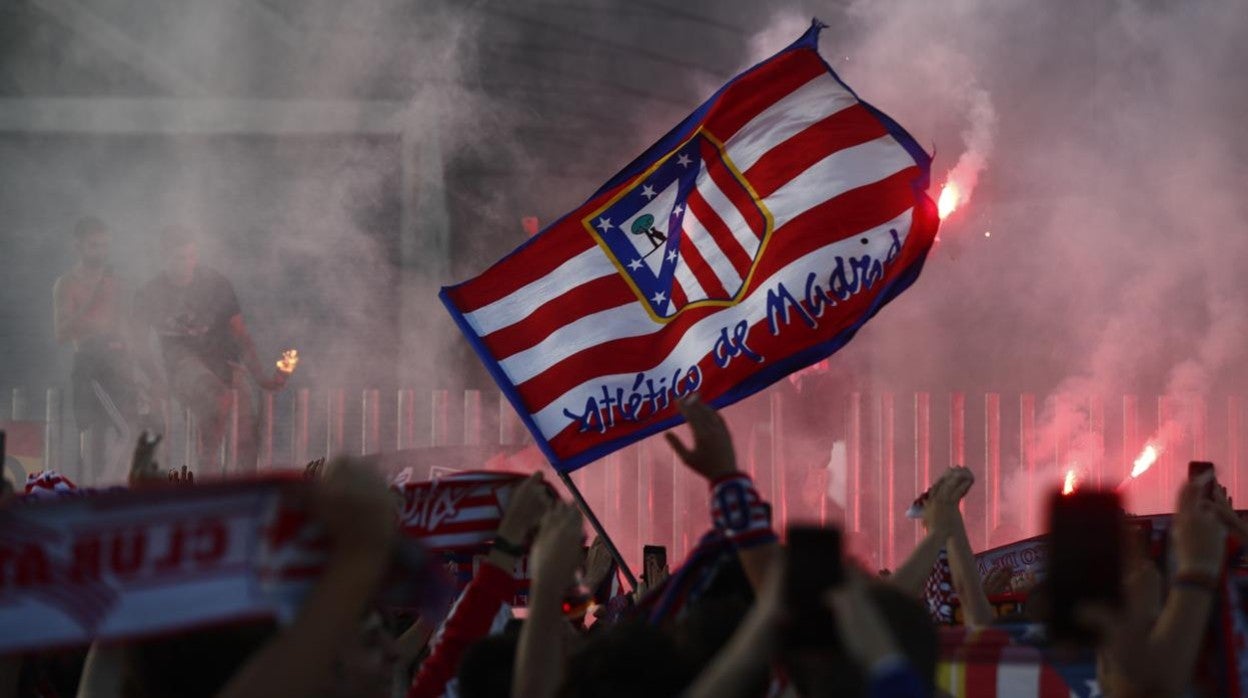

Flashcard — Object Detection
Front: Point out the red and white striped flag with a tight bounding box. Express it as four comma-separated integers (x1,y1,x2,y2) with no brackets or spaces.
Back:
938,627,1088,697
441,20,940,472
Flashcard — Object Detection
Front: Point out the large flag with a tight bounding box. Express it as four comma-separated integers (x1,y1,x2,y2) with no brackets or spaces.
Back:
441,21,939,472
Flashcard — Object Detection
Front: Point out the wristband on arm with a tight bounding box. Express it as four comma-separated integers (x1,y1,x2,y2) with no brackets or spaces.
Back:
710,473,778,549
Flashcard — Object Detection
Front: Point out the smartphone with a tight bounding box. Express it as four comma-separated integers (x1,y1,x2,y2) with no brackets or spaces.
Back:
1127,518,1154,559
784,525,843,648
1047,490,1124,644
1189,461,1217,499
642,545,667,584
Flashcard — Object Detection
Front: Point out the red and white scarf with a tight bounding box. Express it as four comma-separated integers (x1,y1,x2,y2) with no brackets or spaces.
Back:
393,471,546,605
0,476,444,653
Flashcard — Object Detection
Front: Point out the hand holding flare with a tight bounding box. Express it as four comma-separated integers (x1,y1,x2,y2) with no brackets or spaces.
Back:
276,349,299,374
271,348,298,389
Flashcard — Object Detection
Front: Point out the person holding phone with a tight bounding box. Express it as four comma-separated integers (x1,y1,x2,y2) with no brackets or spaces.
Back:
1073,480,1228,697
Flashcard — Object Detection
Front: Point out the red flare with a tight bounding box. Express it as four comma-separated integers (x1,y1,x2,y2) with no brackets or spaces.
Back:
1130,444,1160,479
1062,469,1078,496
937,182,961,220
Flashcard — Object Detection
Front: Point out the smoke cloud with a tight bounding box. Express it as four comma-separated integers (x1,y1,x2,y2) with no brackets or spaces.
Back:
2,1,1246,550
811,0,1248,527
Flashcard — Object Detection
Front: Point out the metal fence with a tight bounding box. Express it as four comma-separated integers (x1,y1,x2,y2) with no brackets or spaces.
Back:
4,386,1242,572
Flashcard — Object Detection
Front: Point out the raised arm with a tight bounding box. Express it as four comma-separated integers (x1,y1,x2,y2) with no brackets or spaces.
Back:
75,643,125,698
889,469,963,596
827,571,928,698
216,459,396,698
511,503,584,698
935,468,994,627
887,466,992,626
408,473,550,698
1079,481,1226,697
665,395,778,592
1145,481,1225,696
681,557,783,698
888,526,947,598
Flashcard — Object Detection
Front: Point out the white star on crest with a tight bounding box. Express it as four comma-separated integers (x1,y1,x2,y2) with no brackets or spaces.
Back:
627,258,643,271
651,291,667,304
595,216,613,232
666,248,678,263
640,184,657,200
671,203,684,216
676,153,693,168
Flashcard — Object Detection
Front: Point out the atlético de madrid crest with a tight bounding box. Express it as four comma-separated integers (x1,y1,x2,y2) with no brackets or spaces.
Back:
583,129,773,322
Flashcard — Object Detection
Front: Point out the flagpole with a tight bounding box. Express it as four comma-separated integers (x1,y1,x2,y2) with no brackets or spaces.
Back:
556,470,639,591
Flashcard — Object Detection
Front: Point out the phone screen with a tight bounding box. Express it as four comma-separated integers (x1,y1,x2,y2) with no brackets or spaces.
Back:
784,525,843,648
642,545,667,583
1189,461,1216,499
1047,490,1125,644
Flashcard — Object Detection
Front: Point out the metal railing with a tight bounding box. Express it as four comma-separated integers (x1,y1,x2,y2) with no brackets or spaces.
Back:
4,386,1242,572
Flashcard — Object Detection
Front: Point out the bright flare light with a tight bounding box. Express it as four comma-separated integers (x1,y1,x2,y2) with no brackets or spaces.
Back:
276,349,300,374
937,182,961,220
1062,469,1079,496
1130,444,1160,479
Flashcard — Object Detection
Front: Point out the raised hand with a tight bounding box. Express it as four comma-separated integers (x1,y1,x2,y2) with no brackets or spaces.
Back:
497,472,554,546
642,548,669,588
924,465,995,625
309,458,397,561
583,535,616,591
528,503,585,598
511,502,585,698
304,457,326,480
168,465,195,485
217,458,397,698
1174,480,1227,577
129,431,163,485
664,394,738,481
921,466,973,537
824,568,902,669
